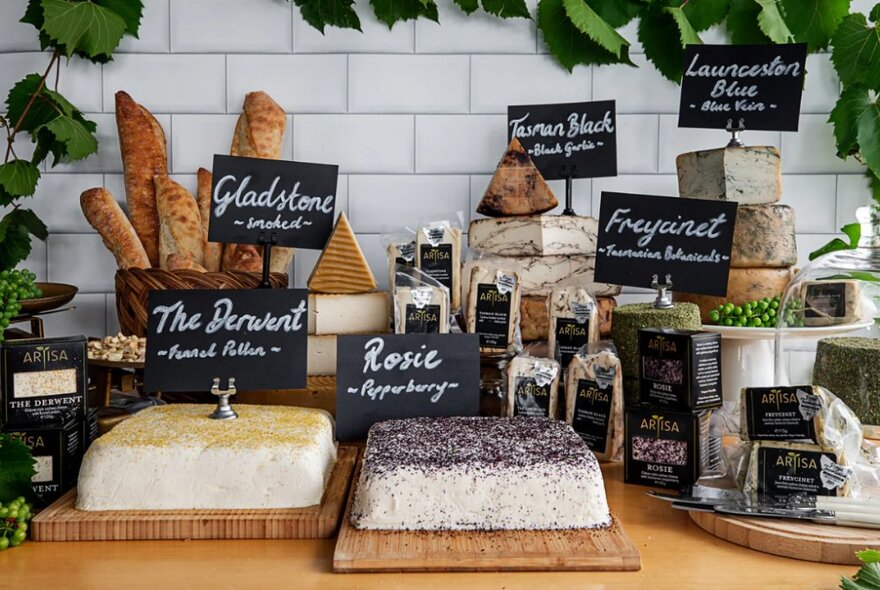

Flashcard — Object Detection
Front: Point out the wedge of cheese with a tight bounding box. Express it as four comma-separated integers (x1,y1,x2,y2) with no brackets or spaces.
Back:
468,215,598,256
731,204,797,268
308,292,389,335
676,146,781,204
477,137,558,217
462,255,620,300
237,376,337,415
307,335,337,376
308,212,377,294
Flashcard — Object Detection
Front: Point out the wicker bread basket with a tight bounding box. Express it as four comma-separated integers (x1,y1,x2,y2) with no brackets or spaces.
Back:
115,268,289,337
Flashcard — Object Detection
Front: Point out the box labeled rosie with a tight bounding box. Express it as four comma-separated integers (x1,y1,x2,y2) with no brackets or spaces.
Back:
1,336,88,427
638,329,721,411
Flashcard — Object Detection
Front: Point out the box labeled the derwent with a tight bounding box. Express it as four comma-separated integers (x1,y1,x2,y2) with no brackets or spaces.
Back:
638,329,721,411
1,336,88,426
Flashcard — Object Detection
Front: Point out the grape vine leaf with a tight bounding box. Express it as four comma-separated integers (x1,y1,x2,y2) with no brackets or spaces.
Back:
780,0,849,51
727,0,772,44
588,0,642,28
809,222,862,260
870,170,880,203
858,550,880,564
0,160,41,198
482,0,530,19
755,0,794,43
94,0,144,37
538,0,633,71
292,0,361,32
829,85,872,158
370,0,438,28
453,0,479,14
873,3,880,23
40,115,99,162
857,95,880,173
40,0,128,62
831,11,880,90
639,6,700,83
0,435,36,503
563,0,631,60
682,0,731,31
5,73,60,134
667,6,702,45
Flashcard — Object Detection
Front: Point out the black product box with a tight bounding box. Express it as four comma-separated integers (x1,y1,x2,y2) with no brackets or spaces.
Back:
750,442,848,498
87,407,99,447
3,413,81,507
1,336,88,427
624,406,720,489
638,329,722,411
741,385,822,442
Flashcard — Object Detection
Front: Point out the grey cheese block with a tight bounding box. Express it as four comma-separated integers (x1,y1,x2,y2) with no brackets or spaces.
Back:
468,215,598,257
676,146,781,204
731,204,797,268
610,303,702,385
461,255,621,302
813,337,880,427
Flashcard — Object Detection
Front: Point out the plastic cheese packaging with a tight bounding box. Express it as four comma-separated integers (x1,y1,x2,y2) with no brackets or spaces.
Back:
384,234,416,294
744,441,853,498
308,292,389,335
548,286,598,368
416,220,462,310
566,345,623,462
505,353,560,419
798,280,865,327
393,286,449,334
466,265,521,355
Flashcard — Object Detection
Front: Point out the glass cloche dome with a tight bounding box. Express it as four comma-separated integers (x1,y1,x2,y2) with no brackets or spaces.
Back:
774,205,880,436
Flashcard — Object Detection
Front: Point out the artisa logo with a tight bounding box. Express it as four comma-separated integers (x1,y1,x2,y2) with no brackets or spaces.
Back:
578,383,608,404
9,432,45,449
761,388,797,410
516,380,547,397
480,289,509,304
775,451,818,473
22,345,68,369
640,414,679,438
647,335,676,356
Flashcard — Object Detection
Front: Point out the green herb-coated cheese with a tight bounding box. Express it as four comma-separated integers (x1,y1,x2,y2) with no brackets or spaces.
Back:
813,337,880,426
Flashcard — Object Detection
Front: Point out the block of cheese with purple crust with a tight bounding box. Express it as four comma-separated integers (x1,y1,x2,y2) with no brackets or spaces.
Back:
350,416,611,531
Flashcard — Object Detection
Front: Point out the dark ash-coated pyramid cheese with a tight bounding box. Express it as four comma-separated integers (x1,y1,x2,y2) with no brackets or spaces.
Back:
477,137,558,217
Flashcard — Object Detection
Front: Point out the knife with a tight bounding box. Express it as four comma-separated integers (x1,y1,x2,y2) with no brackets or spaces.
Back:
714,503,880,529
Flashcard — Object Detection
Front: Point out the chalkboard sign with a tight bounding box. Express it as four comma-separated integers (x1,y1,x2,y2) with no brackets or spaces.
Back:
335,333,480,441
507,100,617,180
144,289,308,392
678,43,807,131
209,154,338,249
594,192,737,296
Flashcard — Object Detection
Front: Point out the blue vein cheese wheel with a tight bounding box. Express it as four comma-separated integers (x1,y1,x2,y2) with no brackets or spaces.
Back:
676,146,782,204
467,215,598,256
731,204,797,268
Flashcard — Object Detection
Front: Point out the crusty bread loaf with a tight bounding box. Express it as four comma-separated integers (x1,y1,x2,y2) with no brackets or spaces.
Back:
269,246,294,274
80,187,151,270
230,91,286,159
115,91,166,267
154,175,205,269
225,244,263,273
197,168,222,272
166,253,208,272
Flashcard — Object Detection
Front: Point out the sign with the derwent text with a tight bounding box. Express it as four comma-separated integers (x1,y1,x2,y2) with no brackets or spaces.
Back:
209,154,338,248
335,333,480,441
678,43,807,131
508,100,617,180
594,192,737,296
144,289,308,392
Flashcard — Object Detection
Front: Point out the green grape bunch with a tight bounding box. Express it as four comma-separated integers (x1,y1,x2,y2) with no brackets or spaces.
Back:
0,269,42,343
708,296,782,328
0,496,32,550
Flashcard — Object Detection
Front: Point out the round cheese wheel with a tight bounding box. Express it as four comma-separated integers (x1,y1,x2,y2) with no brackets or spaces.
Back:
731,204,797,268
674,267,795,322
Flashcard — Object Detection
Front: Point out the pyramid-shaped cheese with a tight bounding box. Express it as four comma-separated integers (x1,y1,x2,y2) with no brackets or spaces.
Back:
477,137,558,217
308,212,377,293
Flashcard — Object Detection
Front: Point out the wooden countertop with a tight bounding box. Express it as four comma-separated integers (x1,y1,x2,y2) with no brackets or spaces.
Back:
1,464,857,589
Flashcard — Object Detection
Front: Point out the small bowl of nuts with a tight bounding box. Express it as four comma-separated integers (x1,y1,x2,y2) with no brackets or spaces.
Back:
88,333,146,367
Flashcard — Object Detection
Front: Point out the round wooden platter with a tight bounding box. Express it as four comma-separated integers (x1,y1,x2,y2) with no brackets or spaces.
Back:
689,510,880,565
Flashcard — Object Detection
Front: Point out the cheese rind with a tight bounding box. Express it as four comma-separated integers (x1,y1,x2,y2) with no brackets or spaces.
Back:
308,212,377,294
676,146,782,204
731,204,797,268
77,405,337,510
393,286,449,334
673,267,794,322
477,137,558,217
350,417,611,531
566,349,623,462
462,255,620,300
308,292,389,335
307,335,336,376
416,223,462,310
468,215,598,256
505,355,560,419
466,265,521,354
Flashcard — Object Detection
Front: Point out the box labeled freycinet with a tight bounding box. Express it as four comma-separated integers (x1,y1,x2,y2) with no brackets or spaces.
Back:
638,329,721,411
1,336,88,427
3,413,81,507
624,407,717,489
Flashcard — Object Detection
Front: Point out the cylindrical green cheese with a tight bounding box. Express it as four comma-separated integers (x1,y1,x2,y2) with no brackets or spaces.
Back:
813,337,880,426
611,302,702,386
624,378,640,407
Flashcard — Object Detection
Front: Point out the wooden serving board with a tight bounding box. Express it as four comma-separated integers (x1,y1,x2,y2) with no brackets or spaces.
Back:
689,510,880,565
31,446,357,542
333,459,640,573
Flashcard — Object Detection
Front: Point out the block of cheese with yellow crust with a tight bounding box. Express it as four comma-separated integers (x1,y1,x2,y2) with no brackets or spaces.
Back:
76,405,337,510
674,267,795,322
308,292,389,335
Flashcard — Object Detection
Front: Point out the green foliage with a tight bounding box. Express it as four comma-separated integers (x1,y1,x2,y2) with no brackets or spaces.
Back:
841,550,880,590
755,0,794,43
809,222,861,260
453,0,479,14
832,11,880,90
727,0,772,44
369,0,438,28
0,160,40,201
563,0,631,61
781,0,849,51
0,434,36,503
481,0,530,19
639,5,700,83
538,0,631,71
292,0,361,32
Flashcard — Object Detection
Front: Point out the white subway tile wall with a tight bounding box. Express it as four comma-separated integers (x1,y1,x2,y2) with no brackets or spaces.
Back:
0,0,869,336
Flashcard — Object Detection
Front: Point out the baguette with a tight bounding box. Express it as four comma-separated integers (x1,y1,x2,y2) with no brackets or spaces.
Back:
80,188,151,270
230,91,286,159
166,253,207,272
197,168,222,272
226,244,263,273
115,91,166,267
221,243,238,272
154,175,205,269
